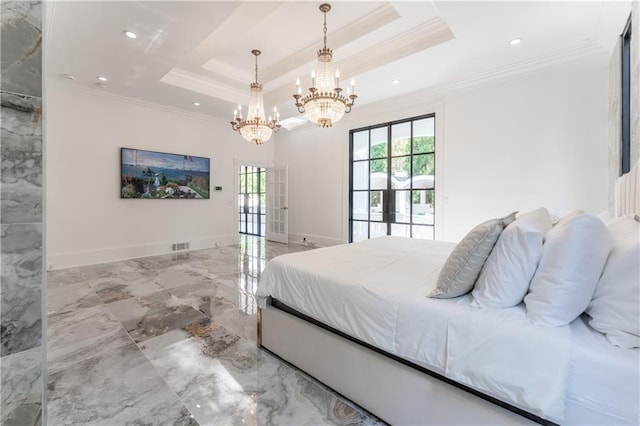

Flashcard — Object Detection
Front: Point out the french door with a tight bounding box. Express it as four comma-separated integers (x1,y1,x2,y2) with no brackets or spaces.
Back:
238,166,266,237
266,166,288,244
349,114,435,242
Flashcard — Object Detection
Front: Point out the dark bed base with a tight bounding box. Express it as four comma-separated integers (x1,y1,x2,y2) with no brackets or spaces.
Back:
267,298,556,426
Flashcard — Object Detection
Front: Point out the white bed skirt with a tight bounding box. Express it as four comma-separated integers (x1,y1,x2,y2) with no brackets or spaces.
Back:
260,304,538,426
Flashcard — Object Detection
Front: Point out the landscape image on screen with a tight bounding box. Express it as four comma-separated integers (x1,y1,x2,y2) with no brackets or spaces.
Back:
121,148,210,199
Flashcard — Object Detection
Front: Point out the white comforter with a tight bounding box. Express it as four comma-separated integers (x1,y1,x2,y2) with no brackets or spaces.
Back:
256,236,573,423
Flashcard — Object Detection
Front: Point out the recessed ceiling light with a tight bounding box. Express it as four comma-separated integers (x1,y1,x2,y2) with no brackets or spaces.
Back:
123,30,137,39
193,102,201,106
392,79,400,85
510,38,522,46
62,74,76,80
97,76,108,82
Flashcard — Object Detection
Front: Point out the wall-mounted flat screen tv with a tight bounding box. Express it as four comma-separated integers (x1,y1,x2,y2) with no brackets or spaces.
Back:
120,148,210,199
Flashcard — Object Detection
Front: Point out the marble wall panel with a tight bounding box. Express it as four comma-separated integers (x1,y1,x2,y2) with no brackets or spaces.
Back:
0,346,43,426
0,224,42,356
0,92,43,223
1,1,44,425
0,1,42,98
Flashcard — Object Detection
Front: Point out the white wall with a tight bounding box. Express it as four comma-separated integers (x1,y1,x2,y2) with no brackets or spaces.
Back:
46,83,274,268
274,57,609,244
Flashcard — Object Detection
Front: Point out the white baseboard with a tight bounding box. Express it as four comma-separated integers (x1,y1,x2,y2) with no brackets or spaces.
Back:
47,234,236,270
288,232,346,248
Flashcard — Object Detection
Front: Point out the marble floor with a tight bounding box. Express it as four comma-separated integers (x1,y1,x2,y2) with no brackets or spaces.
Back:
46,236,382,426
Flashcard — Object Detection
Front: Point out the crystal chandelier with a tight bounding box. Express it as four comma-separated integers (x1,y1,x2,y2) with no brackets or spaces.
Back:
293,3,357,128
230,49,281,145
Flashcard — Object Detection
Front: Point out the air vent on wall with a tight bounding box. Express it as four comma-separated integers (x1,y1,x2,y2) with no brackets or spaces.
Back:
171,242,190,251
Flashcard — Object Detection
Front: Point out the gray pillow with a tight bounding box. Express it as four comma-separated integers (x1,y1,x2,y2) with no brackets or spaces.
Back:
429,212,517,299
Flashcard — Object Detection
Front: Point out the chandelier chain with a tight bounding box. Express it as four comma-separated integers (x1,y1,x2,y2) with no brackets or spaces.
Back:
323,10,327,49
254,54,258,84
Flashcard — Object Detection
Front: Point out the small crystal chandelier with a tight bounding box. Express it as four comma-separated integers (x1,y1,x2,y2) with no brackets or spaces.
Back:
231,49,281,145
293,3,357,128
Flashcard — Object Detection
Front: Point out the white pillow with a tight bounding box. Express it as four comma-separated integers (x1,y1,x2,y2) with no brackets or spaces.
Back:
429,212,517,299
472,208,553,309
586,215,640,348
597,210,615,225
524,213,613,327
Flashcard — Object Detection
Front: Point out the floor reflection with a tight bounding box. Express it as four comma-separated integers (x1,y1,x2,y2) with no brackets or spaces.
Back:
46,237,382,425
238,236,266,315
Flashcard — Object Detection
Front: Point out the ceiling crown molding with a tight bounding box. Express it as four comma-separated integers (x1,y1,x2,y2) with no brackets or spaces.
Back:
442,40,606,95
265,17,454,106
260,2,401,83
47,78,230,126
335,17,454,83
160,67,247,105
291,40,608,133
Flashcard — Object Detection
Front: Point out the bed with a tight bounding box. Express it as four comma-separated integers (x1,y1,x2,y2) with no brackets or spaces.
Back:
256,165,640,425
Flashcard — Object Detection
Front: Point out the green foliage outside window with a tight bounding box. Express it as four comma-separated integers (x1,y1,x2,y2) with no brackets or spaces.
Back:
370,136,434,176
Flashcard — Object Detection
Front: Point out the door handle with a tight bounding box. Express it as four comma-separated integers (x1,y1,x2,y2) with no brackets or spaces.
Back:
281,207,288,210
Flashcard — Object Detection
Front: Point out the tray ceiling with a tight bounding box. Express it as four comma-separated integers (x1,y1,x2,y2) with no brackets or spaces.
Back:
46,1,631,125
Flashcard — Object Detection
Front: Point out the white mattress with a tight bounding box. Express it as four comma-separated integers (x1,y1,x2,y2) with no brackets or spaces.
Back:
565,316,640,425
258,236,460,372
257,236,576,423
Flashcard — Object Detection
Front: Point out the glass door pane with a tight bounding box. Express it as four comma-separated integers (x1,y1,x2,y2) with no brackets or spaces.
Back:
353,130,369,160
411,190,434,225
370,190,384,222
352,191,368,221
370,127,387,158
391,122,411,156
370,159,387,190
413,117,435,153
370,222,387,239
391,223,410,238
352,221,368,242
394,190,411,224
352,161,369,190
391,157,410,189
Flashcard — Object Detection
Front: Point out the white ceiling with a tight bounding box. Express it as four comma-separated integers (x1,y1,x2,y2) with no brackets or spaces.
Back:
46,0,632,127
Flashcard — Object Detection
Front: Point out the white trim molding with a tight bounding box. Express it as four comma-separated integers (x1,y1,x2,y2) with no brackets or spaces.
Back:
47,234,236,270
